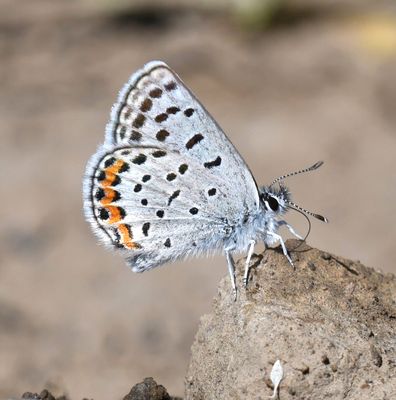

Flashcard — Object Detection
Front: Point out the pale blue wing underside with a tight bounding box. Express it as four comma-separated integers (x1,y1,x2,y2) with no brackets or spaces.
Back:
105,61,259,211
84,61,260,271
85,146,234,271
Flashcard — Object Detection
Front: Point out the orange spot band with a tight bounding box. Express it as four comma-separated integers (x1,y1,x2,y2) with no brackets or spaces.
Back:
106,205,124,224
107,159,126,174
101,174,115,187
118,224,140,249
100,188,117,205
101,160,127,187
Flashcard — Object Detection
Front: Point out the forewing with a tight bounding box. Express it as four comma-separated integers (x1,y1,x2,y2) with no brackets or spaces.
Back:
105,60,260,212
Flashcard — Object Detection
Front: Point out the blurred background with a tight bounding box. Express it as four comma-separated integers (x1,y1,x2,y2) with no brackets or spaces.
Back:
1,0,396,398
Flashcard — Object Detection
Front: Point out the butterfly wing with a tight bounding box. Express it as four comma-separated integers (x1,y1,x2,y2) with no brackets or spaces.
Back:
105,61,259,211
84,61,260,271
84,146,242,271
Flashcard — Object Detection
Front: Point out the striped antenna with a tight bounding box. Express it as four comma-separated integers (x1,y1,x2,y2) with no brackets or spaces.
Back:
270,161,324,187
286,200,329,223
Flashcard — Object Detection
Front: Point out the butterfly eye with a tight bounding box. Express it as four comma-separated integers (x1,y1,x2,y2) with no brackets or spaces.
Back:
268,196,279,212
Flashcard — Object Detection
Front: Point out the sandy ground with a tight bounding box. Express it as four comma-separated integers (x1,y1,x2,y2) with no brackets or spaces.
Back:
1,1,395,399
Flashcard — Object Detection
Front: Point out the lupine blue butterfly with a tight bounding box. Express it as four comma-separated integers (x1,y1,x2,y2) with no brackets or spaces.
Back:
83,61,327,298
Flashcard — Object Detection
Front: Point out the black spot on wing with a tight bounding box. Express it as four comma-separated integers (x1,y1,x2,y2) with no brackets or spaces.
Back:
133,114,146,129
119,162,129,173
152,150,166,158
166,173,176,181
184,108,194,117
168,190,180,205
149,88,162,98
179,164,188,174
165,81,177,91
142,222,150,237
97,171,106,181
156,129,169,141
118,207,126,219
208,188,217,196
156,210,164,218
155,113,168,123
133,154,147,164
99,208,109,220
166,106,180,114
104,157,116,168
140,98,153,112
186,134,204,150
130,130,142,141
189,207,198,215
95,188,105,201
113,191,121,202
112,175,121,186
204,156,222,169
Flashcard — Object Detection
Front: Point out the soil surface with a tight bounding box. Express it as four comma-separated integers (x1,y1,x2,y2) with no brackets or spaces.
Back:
1,1,396,399
21,377,181,400
186,240,396,399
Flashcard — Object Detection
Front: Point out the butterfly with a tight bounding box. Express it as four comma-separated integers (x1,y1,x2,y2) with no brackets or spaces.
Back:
83,61,328,298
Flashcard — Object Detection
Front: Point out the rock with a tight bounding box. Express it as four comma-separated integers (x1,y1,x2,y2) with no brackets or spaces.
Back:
185,240,396,399
123,377,179,400
21,390,68,400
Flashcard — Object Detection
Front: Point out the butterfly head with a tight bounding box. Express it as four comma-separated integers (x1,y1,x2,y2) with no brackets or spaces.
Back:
259,184,291,217
259,161,329,223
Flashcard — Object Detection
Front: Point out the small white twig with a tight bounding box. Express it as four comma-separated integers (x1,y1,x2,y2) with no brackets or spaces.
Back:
269,360,283,399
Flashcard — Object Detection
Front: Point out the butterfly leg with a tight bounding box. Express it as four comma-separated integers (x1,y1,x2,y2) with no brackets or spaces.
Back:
267,232,294,269
278,220,303,240
243,240,256,288
225,249,237,301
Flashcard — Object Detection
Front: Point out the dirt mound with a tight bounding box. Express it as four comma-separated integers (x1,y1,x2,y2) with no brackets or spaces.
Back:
186,240,396,399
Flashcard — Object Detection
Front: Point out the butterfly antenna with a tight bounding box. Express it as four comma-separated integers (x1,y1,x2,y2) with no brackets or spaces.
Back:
270,161,324,187
286,200,329,223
